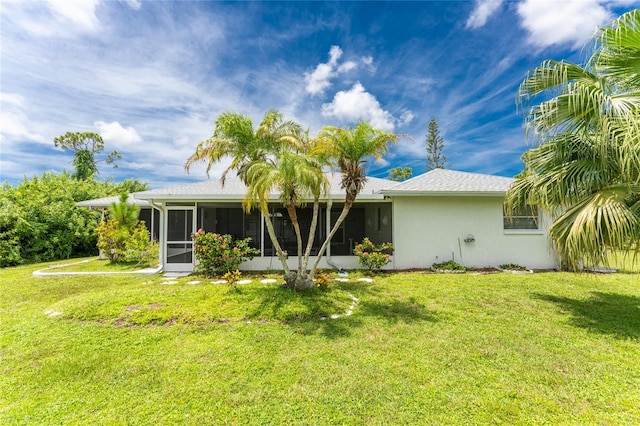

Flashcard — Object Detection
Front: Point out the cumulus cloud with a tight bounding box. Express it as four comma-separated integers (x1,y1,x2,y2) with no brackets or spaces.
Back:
305,45,359,96
517,0,614,49
466,0,504,29
321,82,395,131
95,121,143,149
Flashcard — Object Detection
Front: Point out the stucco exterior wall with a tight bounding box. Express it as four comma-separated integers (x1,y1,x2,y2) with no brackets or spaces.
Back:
391,196,557,270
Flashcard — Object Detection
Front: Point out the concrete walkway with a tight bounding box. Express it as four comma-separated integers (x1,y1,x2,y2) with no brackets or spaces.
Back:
33,258,162,277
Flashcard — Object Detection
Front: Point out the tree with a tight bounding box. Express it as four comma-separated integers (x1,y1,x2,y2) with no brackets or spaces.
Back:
186,113,397,290
506,10,640,270
244,149,329,289
185,110,315,285
0,172,147,266
426,118,446,171
54,132,121,180
388,167,413,181
310,122,398,275
109,193,140,230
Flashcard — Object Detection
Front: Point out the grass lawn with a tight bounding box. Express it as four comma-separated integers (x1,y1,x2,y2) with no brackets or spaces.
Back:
1,260,639,425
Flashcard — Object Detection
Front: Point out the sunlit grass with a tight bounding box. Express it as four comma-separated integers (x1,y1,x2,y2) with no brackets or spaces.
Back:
1,261,639,424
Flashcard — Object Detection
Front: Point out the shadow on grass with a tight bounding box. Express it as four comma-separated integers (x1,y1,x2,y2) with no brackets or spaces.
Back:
243,283,438,339
533,292,640,340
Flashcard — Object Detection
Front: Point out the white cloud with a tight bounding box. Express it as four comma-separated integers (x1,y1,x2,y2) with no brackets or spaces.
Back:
45,0,100,31
398,110,415,126
466,0,504,29
0,92,25,108
337,61,358,73
321,82,395,131
304,45,359,96
122,0,142,11
95,121,143,149
517,0,614,49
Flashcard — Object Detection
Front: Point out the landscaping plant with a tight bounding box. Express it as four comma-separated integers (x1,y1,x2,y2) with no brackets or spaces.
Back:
353,237,393,272
192,230,259,276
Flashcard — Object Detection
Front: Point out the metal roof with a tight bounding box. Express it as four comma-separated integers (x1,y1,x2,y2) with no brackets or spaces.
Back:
381,169,514,196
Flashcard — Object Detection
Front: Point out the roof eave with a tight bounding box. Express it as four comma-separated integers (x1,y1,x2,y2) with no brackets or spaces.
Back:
381,190,507,197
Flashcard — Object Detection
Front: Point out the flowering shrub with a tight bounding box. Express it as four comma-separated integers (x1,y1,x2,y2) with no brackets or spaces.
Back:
314,269,330,290
353,237,393,272
191,229,260,276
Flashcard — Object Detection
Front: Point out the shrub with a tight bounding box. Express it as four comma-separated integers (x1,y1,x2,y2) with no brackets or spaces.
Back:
431,260,466,272
192,230,259,276
223,269,242,291
353,237,393,272
315,269,330,290
500,263,529,271
95,219,157,266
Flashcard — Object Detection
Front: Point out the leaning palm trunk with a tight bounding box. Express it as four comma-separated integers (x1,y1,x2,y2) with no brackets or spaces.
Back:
261,206,290,275
310,192,355,275
301,197,320,276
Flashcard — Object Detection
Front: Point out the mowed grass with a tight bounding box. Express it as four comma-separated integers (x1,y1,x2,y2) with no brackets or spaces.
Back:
1,261,639,425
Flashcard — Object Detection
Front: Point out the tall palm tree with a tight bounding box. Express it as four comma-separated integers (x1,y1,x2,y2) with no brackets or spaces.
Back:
186,110,327,286
184,110,302,183
507,10,640,270
311,121,398,274
244,149,328,289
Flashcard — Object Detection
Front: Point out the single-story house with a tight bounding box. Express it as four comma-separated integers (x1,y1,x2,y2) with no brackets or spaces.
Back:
78,169,558,272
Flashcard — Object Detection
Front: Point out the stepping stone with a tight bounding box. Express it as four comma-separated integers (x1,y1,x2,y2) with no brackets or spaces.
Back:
186,280,200,285
211,280,226,284
160,281,178,285
260,279,278,284
44,310,62,317
358,278,373,283
334,278,349,282
237,279,252,285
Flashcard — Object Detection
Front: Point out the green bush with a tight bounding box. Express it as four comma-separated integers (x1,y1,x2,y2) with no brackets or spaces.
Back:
95,219,157,266
192,230,259,276
353,237,393,272
0,171,147,267
431,260,467,272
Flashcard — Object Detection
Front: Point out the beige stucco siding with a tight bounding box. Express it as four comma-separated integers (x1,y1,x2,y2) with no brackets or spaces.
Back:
391,196,557,270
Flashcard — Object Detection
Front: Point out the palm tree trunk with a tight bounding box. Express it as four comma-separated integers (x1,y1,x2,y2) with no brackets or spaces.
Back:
285,204,304,278
311,193,355,274
302,197,320,275
261,206,290,275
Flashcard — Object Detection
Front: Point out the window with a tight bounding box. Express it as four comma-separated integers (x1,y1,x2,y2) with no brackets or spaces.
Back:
504,205,538,230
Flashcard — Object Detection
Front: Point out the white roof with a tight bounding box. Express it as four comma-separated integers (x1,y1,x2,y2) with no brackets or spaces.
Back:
134,173,393,201
76,195,150,208
77,170,515,207
382,169,514,196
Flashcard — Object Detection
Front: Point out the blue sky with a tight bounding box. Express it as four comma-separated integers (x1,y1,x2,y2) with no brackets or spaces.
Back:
1,0,638,189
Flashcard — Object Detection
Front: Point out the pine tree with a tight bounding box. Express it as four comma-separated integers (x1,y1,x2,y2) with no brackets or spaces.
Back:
426,118,446,171
388,167,413,181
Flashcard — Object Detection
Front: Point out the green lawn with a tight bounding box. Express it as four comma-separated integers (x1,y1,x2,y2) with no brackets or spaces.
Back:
1,261,639,425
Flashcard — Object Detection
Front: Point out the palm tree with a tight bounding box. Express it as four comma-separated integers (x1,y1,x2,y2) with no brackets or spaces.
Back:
507,10,640,270
244,149,328,289
184,110,302,183
311,121,398,274
185,110,323,284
